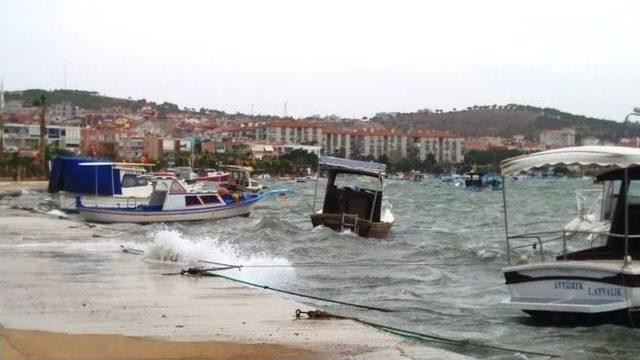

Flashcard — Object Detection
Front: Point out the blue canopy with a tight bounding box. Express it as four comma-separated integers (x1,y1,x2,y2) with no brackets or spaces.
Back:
48,156,122,195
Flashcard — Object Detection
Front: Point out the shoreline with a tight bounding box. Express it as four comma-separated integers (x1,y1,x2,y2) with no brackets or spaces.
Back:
0,206,472,359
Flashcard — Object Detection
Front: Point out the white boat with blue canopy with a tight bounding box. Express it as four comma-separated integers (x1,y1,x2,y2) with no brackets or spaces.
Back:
48,157,154,211
76,179,262,223
500,146,640,325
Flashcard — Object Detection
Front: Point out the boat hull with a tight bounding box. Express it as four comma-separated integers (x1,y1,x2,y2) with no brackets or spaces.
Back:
54,193,149,212
78,200,258,224
502,261,640,326
310,213,393,238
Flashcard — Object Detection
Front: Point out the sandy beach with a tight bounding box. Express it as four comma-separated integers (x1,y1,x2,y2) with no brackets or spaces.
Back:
0,329,311,360
0,200,472,360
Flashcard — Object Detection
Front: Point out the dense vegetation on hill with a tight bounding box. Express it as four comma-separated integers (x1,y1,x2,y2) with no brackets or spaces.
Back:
5,89,151,110
374,104,640,140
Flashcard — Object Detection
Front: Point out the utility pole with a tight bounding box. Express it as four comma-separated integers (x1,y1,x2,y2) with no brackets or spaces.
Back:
251,103,254,116
284,101,287,118
0,77,5,161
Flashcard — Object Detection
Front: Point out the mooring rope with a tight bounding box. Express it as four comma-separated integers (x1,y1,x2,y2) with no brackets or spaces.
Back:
120,246,557,357
176,267,392,312
295,309,560,358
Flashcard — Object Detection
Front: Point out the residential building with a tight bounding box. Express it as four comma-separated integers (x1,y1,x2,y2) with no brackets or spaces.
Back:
2,123,81,154
407,130,464,163
231,120,323,145
540,128,576,149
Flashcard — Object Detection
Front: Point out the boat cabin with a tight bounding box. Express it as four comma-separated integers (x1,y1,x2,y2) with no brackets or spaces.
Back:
561,166,640,260
221,165,265,192
464,172,484,187
311,156,393,238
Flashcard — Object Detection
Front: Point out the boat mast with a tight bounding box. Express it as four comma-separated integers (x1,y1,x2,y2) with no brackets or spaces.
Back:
501,175,511,265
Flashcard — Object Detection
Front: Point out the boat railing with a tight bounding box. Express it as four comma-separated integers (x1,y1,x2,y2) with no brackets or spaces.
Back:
507,229,640,264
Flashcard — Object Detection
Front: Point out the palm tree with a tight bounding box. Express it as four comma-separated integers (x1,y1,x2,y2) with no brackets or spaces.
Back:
33,92,49,179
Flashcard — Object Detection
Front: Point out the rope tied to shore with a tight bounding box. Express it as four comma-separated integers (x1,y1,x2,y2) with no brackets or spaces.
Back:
168,266,393,313
294,309,560,358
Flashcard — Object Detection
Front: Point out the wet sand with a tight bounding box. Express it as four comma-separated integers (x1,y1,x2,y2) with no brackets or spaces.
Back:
0,207,472,359
0,328,312,360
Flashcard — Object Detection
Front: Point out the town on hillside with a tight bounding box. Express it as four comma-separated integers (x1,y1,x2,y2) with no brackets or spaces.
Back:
1,89,639,178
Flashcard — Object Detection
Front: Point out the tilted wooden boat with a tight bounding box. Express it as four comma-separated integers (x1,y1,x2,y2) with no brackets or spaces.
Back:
220,165,266,193
76,179,262,223
310,156,394,238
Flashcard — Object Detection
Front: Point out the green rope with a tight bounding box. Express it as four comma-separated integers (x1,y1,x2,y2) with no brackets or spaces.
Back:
368,322,559,358
201,271,393,313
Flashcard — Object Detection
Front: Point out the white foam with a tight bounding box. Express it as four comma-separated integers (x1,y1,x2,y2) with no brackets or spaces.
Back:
143,229,295,284
47,209,68,218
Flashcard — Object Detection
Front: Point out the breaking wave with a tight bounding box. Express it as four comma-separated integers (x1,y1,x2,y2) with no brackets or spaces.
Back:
142,229,295,284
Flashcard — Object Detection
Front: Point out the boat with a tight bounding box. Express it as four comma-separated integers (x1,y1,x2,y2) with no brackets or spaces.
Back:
76,179,262,223
440,172,463,183
403,170,423,182
195,168,230,184
499,146,640,326
310,156,394,238
221,165,266,193
462,171,502,190
48,157,154,211
463,171,484,188
295,176,314,183
265,188,295,197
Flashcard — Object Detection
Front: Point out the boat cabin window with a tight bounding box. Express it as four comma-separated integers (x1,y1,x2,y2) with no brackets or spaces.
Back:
200,195,221,204
170,181,187,193
332,173,380,191
323,171,383,222
121,174,148,188
185,195,203,206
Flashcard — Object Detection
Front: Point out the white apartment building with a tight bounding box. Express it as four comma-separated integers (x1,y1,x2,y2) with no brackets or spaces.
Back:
539,128,576,149
233,120,323,145
1,123,81,153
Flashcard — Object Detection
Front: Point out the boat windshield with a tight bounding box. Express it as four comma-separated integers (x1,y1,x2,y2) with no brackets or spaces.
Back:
333,173,381,191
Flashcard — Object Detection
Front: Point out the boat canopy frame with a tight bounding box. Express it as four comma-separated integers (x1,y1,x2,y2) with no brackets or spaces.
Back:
500,146,640,265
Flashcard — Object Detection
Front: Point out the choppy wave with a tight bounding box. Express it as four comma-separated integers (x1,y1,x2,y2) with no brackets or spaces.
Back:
142,229,295,284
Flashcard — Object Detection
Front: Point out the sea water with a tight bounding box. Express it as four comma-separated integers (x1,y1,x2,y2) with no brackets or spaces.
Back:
2,178,640,359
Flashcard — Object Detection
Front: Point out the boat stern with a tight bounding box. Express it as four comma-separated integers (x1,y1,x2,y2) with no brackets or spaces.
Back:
501,262,635,316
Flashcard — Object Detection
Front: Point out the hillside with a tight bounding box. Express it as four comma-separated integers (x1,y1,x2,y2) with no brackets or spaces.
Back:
5,89,639,141
373,105,640,141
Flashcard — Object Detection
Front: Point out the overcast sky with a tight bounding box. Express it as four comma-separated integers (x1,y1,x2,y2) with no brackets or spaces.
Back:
1,0,639,120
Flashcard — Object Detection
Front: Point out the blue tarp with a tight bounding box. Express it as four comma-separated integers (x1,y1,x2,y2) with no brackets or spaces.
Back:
48,156,122,195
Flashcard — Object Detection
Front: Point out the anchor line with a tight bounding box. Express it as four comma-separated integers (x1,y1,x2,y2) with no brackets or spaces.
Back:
121,246,554,357
174,267,392,313
295,309,560,358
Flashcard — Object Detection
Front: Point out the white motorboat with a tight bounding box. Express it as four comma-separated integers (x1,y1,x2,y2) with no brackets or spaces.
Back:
76,179,262,223
500,146,640,326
